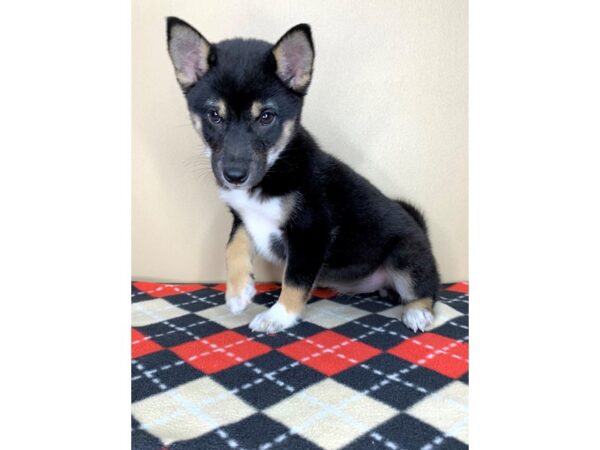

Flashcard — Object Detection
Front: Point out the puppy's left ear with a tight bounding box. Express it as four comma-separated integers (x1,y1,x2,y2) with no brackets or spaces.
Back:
272,24,314,94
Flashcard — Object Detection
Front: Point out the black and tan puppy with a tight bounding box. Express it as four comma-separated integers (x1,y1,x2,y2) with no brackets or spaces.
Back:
166,18,440,333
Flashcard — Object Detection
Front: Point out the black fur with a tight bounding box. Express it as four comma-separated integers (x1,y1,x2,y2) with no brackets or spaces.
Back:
264,133,439,300
166,19,440,307
394,200,428,233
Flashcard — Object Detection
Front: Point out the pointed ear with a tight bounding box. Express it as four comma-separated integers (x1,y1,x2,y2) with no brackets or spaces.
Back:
272,24,314,94
166,17,212,90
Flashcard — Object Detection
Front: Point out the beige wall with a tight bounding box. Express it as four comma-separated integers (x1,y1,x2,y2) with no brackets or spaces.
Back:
132,0,468,283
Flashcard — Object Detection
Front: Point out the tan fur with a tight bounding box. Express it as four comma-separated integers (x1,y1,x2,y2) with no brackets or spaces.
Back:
190,113,203,132
189,113,212,156
226,226,254,297
272,46,284,66
275,120,295,148
278,284,310,314
404,297,434,313
216,99,227,118
267,120,296,165
250,101,264,119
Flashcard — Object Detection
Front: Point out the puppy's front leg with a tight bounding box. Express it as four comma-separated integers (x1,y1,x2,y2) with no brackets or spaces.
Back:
249,228,327,333
225,218,256,314
249,282,308,333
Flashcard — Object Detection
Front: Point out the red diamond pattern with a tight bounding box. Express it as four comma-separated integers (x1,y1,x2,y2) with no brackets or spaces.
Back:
278,330,381,376
170,330,271,374
446,282,468,294
133,282,206,298
311,288,337,299
388,332,469,379
132,281,469,449
131,329,163,358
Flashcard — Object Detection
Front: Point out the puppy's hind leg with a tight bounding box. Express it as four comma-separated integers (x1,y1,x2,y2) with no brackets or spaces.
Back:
388,265,439,333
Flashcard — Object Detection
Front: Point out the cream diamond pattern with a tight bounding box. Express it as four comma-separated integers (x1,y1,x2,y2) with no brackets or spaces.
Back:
132,377,255,445
265,378,398,449
132,298,190,327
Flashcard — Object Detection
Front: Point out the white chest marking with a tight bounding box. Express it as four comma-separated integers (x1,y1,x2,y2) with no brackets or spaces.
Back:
219,189,286,262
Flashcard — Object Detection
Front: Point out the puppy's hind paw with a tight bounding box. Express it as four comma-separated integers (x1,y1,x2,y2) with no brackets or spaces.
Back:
402,306,434,332
249,303,298,334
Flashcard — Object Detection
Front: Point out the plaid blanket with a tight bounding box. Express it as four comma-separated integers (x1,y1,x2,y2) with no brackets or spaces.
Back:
132,282,469,450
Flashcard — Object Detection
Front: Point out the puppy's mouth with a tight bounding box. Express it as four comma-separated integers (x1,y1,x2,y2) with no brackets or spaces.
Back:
221,179,250,190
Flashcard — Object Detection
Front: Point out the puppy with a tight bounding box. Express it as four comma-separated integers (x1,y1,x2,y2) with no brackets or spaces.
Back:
166,18,440,333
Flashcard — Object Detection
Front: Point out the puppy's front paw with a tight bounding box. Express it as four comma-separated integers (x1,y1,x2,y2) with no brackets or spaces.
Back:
402,307,434,332
226,279,256,315
249,302,299,334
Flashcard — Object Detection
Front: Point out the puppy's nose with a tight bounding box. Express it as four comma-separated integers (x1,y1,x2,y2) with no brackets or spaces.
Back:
223,167,249,184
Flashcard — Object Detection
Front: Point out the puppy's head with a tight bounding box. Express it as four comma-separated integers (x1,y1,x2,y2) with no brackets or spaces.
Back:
166,17,314,189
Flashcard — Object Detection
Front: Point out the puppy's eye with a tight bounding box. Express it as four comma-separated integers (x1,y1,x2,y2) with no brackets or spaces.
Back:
259,111,276,126
207,110,223,124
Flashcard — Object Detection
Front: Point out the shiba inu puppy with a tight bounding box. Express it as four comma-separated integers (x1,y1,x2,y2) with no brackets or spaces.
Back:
166,17,440,333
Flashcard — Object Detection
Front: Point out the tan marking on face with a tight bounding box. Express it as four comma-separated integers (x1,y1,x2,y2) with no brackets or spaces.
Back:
190,113,203,132
251,101,264,119
267,120,296,166
226,226,255,297
189,113,212,156
216,99,227,119
277,284,310,315
403,297,434,313
277,120,295,145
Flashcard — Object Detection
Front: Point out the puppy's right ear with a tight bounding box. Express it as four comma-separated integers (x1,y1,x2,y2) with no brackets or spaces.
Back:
166,17,212,90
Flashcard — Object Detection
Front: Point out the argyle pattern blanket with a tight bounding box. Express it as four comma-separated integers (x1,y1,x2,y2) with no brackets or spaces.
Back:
132,282,469,450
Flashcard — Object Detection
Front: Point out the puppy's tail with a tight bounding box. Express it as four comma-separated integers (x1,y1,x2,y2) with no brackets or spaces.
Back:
395,200,428,233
